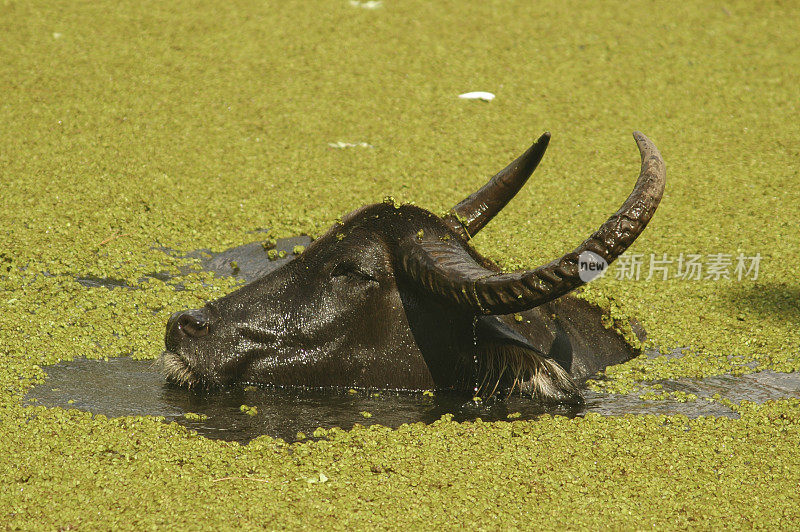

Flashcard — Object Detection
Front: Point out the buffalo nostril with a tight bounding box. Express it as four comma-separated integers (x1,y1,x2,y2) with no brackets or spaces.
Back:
176,311,210,338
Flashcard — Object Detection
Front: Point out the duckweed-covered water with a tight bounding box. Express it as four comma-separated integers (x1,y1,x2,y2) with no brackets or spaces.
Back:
4,0,800,528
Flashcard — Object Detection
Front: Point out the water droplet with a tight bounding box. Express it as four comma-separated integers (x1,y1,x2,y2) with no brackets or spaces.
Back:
472,316,479,394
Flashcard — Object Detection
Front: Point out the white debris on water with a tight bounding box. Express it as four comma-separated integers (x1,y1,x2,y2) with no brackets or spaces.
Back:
328,141,374,149
306,472,329,484
458,91,495,102
349,0,382,9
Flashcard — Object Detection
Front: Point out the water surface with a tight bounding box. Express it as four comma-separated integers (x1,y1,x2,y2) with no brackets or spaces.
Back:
26,356,800,443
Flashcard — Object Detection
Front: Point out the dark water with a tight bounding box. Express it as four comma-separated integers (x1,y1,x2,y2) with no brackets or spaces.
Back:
26,356,800,443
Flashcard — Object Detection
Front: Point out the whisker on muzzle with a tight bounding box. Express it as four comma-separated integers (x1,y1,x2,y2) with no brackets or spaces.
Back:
157,352,201,389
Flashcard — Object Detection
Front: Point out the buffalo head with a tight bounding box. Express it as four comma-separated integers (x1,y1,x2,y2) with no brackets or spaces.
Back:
162,132,665,402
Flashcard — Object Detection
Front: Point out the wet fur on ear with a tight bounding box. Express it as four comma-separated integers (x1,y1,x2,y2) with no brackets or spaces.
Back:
475,342,583,404
472,314,583,403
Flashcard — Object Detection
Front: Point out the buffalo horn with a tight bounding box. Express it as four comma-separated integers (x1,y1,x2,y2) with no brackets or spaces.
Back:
442,132,550,240
401,132,666,315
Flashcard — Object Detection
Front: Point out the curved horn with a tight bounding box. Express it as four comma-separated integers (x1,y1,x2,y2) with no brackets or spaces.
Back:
442,132,550,240
401,132,666,315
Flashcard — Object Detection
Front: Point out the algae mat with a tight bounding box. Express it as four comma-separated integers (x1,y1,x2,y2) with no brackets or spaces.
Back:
2,0,799,528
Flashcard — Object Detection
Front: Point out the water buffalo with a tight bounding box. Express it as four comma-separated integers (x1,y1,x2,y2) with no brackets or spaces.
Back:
162,132,665,402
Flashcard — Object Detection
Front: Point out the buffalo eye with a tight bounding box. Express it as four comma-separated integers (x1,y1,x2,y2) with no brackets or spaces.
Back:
330,262,378,284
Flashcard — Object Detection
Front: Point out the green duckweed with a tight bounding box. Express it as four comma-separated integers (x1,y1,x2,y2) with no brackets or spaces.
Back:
1,0,799,527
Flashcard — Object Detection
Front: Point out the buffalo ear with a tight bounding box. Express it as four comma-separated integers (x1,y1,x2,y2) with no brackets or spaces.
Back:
474,315,583,404
475,315,543,353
